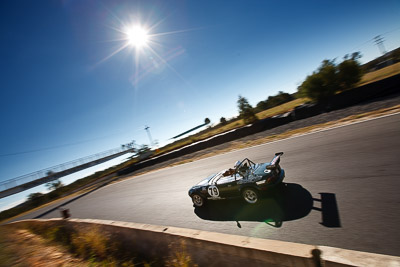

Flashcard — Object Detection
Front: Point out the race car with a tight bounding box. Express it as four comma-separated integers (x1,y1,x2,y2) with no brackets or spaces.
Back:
188,152,285,207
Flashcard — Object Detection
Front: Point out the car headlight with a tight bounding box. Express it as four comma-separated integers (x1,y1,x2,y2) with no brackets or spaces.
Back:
256,180,267,185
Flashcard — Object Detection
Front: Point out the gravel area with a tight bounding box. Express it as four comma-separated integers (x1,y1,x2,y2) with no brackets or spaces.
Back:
122,94,400,176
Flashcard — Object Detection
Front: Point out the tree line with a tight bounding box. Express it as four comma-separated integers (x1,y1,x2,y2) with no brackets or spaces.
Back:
235,52,363,123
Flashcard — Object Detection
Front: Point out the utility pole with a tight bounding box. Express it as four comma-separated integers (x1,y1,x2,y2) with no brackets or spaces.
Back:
374,35,387,55
144,125,154,147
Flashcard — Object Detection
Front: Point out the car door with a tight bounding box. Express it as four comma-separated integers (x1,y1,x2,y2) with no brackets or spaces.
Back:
217,173,242,198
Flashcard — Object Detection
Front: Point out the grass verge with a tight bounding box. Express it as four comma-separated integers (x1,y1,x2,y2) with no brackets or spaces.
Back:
0,224,198,267
0,226,86,267
153,98,308,156
359,62,400,86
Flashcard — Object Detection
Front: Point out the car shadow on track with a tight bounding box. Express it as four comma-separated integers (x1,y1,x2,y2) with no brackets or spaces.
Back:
194,183,341,228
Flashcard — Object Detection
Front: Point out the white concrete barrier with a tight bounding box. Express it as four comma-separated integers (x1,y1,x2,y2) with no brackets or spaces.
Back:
5,219,400,267
318,246,400,267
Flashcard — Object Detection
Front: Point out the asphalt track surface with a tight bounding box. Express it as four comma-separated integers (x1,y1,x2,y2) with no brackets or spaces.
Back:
14,113,400,256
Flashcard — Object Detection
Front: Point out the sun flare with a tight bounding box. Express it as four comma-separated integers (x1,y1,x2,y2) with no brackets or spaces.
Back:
125,25,149,48
98,16,193,86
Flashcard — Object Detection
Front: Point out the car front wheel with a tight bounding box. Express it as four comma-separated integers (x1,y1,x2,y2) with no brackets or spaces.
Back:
242,188,259,204
192,194,205,207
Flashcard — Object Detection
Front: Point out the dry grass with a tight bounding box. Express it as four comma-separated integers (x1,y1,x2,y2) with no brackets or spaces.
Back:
195,99,308,139
28,224,131,265
70,226,109,260
0,226,86,267
155,98,308,156
255,98,308,119
2,223,198,267
197,120,243,139
165,241,198,267
359,62,400,86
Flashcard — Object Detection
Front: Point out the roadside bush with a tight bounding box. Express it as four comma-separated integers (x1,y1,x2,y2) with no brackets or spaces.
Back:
298,53,362,103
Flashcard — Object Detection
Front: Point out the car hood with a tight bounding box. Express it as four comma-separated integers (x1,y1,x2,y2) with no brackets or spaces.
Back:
196,173,217,186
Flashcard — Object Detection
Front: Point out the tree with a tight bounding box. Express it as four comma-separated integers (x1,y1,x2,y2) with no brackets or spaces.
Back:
45,179,64,191
204,118,211,124
255,91,294,112
28,192,43,201
271,91,294,106
237,95,257,124
298,53,363,103
298,60,339,102
255,100,268,112
27,192,45,205
220,117,227,124
338,53,362,90
317,59,339,95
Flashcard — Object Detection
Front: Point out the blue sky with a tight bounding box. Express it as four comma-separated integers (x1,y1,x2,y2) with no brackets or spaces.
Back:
1,0,400,211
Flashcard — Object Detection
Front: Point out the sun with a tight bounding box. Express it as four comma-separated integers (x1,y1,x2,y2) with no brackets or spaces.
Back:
98,16,193,85
125,25,149,48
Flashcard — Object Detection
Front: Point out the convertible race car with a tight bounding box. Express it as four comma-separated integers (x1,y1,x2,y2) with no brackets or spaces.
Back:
188,152,285,207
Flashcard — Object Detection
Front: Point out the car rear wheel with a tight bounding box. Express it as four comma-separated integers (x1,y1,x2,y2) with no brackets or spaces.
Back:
192,194,205,207
242,188,259,204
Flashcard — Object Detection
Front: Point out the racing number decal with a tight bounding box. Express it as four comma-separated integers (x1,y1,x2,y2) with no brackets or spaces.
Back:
207,185,219,198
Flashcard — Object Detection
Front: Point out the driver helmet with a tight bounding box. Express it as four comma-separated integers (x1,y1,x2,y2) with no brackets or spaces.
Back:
234,160,241,168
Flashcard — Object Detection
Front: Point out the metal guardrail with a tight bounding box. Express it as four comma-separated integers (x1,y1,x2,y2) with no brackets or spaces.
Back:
0,147,134,192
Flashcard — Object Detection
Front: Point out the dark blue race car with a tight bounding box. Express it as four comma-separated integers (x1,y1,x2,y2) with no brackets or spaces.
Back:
188,152,285,207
